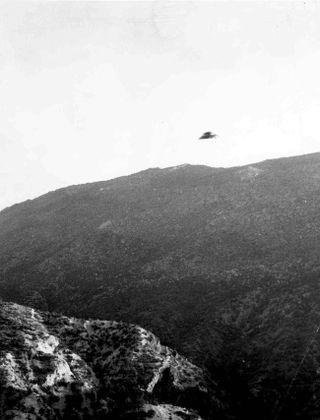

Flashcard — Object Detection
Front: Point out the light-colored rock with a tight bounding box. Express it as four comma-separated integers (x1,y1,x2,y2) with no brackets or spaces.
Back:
0,302,209,419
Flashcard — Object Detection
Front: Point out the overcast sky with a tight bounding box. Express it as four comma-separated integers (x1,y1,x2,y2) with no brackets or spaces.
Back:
1,1,320,210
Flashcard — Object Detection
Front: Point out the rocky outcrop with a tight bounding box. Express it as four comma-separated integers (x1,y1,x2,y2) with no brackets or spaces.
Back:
0,301,213,419
139,404,202,419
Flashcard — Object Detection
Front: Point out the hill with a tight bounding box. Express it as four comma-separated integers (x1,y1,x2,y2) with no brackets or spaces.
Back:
0,301,216,419
1,152,320,418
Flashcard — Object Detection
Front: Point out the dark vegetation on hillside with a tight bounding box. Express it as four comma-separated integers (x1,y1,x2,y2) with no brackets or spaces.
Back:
1,153,320,418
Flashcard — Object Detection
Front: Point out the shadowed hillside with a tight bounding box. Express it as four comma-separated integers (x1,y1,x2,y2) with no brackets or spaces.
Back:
1,153,320,418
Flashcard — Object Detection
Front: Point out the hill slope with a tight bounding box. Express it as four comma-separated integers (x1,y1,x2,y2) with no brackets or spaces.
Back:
0,301,215,419
1,154,320,311
1,153,320,418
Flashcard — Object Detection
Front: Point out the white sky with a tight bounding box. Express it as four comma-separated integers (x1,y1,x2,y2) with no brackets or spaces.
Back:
1,1,320,210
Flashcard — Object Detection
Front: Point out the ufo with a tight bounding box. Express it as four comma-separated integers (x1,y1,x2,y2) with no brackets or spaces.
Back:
199,131,218,140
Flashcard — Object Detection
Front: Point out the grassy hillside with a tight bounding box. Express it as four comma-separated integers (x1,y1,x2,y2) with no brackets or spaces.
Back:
1,153,320,418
